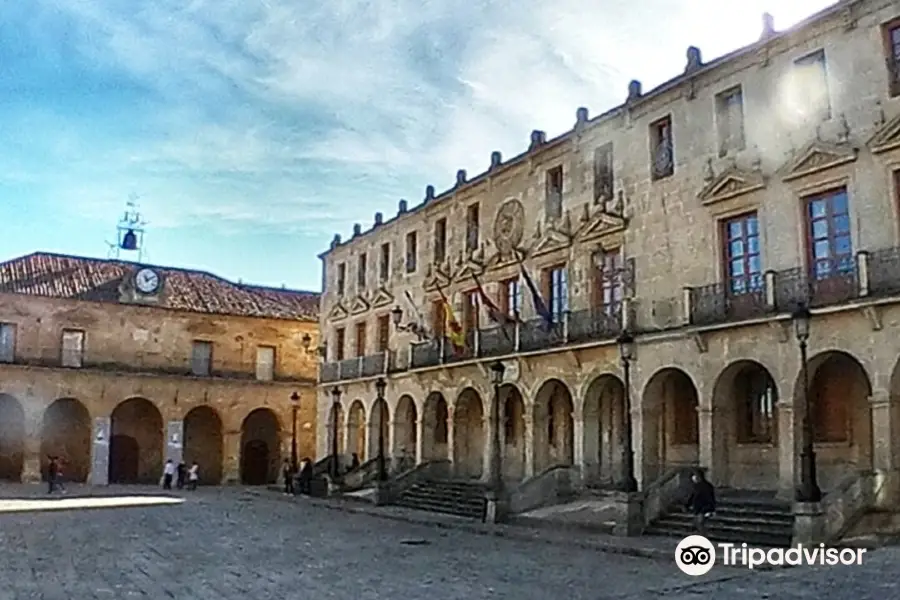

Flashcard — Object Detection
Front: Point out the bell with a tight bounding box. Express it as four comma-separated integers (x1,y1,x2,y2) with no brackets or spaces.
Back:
121,229,138,250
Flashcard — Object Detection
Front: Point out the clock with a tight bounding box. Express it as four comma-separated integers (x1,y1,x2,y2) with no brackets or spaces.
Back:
134,268,161,294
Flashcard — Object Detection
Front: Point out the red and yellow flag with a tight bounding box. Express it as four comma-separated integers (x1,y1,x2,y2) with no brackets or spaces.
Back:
437,286,465,353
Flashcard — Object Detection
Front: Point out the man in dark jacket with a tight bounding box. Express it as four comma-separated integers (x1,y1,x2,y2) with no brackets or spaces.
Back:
686,470,716,534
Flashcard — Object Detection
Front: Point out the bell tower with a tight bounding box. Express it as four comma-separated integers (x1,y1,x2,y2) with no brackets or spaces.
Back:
107,194,148,263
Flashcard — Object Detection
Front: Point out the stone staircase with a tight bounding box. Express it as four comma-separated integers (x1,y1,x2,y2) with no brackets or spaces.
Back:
394,479,488,520
644,489,794,547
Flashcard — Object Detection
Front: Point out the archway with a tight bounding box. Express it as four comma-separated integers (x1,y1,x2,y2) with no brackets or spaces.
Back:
40,398,91,483
368,398,390,465
711,360,778,489
110,397,163,484
582,375,625,487
183,406,223,485
240,408,281,485
533,379,575,472
453,388,484,479
641,368,699,483
392,395,417,470
0,394,25,481
347,400,367,462
422,392,448,462
799,350,872,490
500,385,526,481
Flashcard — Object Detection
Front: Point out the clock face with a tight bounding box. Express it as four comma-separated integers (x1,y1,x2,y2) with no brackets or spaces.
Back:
134,268,161,294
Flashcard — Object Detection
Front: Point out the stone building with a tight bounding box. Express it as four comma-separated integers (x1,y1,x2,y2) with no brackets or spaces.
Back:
316,0,900,511
0,252,319,486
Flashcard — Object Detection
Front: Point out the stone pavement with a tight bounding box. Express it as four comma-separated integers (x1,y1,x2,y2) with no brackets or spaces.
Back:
0,483,898,599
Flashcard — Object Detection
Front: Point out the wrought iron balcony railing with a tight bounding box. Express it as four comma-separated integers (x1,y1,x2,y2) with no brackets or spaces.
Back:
319,352,390,383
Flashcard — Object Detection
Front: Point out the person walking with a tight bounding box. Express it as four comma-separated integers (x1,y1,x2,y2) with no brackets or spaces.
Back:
686,469,716,535
46,456,58,494
299,457,313,495
282,459,294,495
176,462,186,490
162,459,176,490
188,462,200,491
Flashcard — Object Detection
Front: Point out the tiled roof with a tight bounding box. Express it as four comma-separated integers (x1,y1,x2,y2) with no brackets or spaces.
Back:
0,252,319,321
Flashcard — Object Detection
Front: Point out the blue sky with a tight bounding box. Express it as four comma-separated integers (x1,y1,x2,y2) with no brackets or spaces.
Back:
0,0,835,291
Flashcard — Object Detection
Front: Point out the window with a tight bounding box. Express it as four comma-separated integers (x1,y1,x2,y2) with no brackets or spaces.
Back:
255,346,275,381
884,18,900,96
545,166,563,219
722,213,762,294
593,143,614,204
190,340,212,376
715,86,745,155
430,300,445,338
735,366,776,444
357,253,367,290
0,323,15,363
650,116,674,179
335,328,346,361
466,204,480,252
61,329,85,368
379,243,390,282
791,50,830,122
462,290,479,333
355,322,367,357
376,315,390,352
406,231,418,273
805,188,852,280
433,218,447,264
337,263,346,296
543,265,568,322
593,249,623,316
499,277,522,318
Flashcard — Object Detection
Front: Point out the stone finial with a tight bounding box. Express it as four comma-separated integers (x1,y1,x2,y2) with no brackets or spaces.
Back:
685,46,702,72
425,185,435,202
456,169,467,186
331,234,341,248
352,223,362,237
627,80,642,102
398,199,408,214
761,12,776,39
490,151,502,169
576,107,589,124
529,130,546,149
374,212,383,226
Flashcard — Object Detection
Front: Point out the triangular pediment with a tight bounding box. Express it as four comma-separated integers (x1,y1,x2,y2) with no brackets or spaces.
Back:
697,167,765,205
423,262,451,292
531,227,572,257
370,286,394,308
781,141,858,182
576,209,626,242
868,112,900,155
327,301,348,322
451,258,485,283
485,247,523,270
349,294,370,315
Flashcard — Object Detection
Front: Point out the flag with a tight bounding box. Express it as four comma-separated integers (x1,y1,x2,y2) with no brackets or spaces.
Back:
472,273,511,325
403,290,427,336
436,285,466,353
519,261,554,327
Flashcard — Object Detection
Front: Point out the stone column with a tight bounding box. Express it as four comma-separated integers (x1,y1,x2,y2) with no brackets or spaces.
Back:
696,406,717,483
90,416,111,486
446,407,456,472
524,413,535,477
166,420,184,464
632,405,647,488
776,401,796,500
415,418,425,464
572,414,585,480
21,433,42,484
483,415,495,483
869,389,898,507
221,429,242,484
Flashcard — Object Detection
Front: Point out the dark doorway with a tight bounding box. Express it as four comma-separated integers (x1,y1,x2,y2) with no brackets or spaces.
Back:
109,435,139,483
241,440,270,485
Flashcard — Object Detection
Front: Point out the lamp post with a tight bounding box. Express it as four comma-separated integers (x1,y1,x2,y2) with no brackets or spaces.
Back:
793,304,821,502
331,386,342,480
289,391,300,473
616,330,638,493
489,361,505,493
375,377,388,481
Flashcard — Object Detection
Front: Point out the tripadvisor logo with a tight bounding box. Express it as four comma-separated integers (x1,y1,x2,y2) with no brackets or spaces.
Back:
675,535,867,575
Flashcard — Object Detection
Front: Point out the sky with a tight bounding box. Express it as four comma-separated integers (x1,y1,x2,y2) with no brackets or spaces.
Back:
0,0,837,291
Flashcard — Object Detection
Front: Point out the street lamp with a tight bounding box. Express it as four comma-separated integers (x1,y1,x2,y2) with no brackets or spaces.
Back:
289,391,300,472
489,361,505,493
375,377,388,481
331,386,342,480
616,330,638,493
793,303,821,502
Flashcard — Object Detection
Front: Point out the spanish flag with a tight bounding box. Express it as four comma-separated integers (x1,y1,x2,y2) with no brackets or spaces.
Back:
437,286,465,353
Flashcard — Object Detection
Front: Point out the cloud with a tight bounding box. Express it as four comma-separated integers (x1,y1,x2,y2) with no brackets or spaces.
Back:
8,0,837,239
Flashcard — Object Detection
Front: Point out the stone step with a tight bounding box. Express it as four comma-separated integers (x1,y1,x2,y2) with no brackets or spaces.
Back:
658,512,793,529
645,524,793,548
394,497,485,519
404,486,485,501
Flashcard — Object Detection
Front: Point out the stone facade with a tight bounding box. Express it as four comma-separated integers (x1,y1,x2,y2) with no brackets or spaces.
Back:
316,0,900,504
0,252,319,485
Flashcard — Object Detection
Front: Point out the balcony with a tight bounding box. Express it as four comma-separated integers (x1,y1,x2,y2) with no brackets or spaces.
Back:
0,346,313,383
319,352,388,383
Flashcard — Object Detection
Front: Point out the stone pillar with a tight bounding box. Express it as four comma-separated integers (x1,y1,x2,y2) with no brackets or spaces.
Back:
776,402,797,500
869,389,898,507
90,416,111,486
221,429,241,484
387,420,396,460
524,413,535,477
696,406,716,483
415,419,424,464
21,433,42,484
572,415,585,479
446,407,456,472
483,415,495,483
632,406,647,488
166,420,184,464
